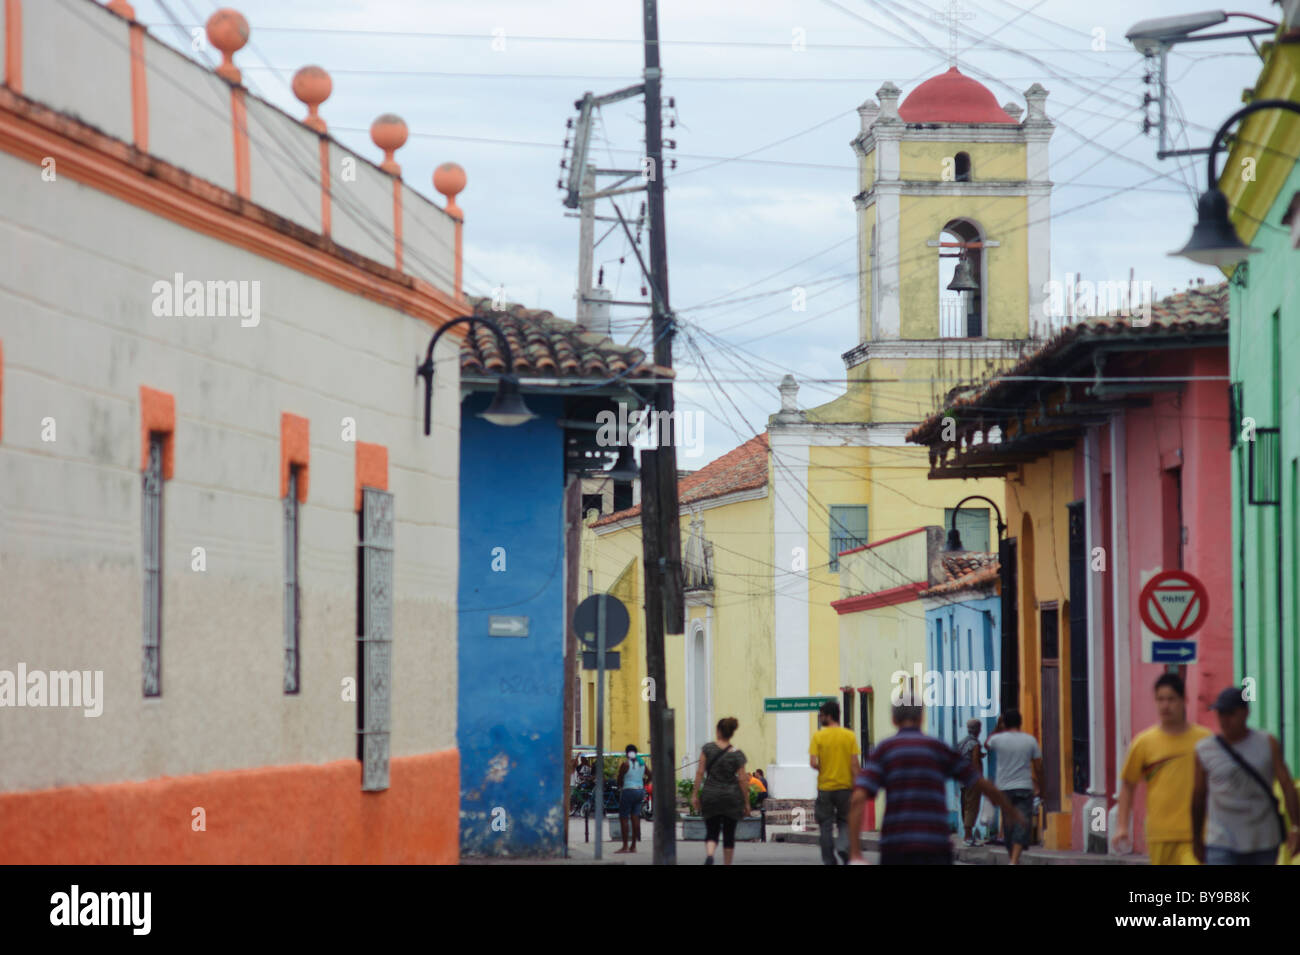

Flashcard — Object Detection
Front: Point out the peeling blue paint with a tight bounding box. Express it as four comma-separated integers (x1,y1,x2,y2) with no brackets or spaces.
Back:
458,394,567,857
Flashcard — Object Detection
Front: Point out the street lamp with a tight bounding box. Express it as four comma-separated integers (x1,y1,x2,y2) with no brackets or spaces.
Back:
1124,11,1277,160
945,494,1006,552
416,314,536,435
1171,99,1300,267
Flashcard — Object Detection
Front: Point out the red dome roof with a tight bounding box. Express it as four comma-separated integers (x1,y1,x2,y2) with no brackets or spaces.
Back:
898,67,1015,124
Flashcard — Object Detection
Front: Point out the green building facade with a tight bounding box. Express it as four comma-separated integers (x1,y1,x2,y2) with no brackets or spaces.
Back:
1222,31,1300,769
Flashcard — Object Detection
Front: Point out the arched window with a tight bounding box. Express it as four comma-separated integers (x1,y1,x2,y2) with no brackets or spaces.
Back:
954,151,972,182
938,218,984,338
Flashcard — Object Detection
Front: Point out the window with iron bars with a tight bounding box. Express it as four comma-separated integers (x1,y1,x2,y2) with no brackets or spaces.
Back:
829,505,869,572
284,466,302,694
142,434,165,697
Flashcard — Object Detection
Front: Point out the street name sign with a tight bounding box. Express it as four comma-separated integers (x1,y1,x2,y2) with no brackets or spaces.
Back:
488,615,529,637
764,696,835,713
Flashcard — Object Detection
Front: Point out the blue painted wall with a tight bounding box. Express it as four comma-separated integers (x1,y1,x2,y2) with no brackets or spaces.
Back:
925,593,1001,833
458,393,568,856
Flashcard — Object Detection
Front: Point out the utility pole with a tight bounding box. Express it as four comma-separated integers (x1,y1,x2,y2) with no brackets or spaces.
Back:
640,0,684,866
576,164,596,326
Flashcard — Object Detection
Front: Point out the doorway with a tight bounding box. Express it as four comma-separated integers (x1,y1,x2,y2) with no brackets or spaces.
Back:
1040,605,1062,813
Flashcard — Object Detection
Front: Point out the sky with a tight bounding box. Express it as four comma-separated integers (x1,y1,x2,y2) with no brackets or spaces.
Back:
131,0,1266,463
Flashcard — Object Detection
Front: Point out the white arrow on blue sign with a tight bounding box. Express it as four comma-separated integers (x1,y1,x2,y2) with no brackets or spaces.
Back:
1151,640,1197,663
488,615,529,637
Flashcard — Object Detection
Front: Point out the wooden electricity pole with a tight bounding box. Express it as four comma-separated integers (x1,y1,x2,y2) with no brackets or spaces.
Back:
640,0,684,866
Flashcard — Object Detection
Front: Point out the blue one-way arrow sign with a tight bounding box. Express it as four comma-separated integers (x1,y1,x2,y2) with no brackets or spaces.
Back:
1152,640,1197,663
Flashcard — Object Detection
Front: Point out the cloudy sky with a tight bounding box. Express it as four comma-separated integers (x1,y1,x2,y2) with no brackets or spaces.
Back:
133,0,1263,462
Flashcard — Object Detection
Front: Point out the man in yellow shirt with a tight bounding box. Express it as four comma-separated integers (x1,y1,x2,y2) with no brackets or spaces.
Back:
1114,673,1211,865
810,700,861,865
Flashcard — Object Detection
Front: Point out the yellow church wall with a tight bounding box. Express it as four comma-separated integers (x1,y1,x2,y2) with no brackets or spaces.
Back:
898,193,1029,341
690,494,776,773
578,492,776,783
859,203,876,347
898,139,1027,182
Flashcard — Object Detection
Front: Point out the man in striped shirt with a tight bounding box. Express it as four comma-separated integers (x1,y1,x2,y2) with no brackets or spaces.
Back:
848,703,1025,864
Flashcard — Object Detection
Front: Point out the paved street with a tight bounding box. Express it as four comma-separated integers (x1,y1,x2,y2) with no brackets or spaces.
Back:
562,819,860,864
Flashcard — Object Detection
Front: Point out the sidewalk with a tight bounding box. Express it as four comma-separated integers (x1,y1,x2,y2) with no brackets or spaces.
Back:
774,830,1148,865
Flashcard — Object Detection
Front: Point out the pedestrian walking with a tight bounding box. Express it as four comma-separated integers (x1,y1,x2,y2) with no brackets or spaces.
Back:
691,717,750,865
1114,673,1210,865
847,702,1024,864
956,718,985,845
809,700,860,865
984,709,1043,864
615,744,651,854
1192,686,1300,865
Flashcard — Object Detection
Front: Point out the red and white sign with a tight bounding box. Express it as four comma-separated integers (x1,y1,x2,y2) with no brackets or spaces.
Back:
1138,570,1209,640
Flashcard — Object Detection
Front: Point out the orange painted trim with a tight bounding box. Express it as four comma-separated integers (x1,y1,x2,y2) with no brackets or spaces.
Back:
128,23,147,151
355,441,388,511
3,0,19,93
230,87,250,198
280,412,309,501
0,88,468,339
392,178,403,272
0,750,459,864
139,385,175,479
453,216,464,302
318,136,331,236
2,0,19,93
830,581,927,615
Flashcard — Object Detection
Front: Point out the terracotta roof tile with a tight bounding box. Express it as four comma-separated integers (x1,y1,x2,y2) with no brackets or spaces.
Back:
460,297,671,381
921,553,1000,597
908,283,1228,444
593,433,769,526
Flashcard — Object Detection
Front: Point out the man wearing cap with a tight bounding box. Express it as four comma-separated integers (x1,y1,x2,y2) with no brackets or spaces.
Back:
1191,686,1300,865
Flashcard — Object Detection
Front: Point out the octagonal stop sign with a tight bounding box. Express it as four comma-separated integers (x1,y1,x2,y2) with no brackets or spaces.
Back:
1138,570,1209,641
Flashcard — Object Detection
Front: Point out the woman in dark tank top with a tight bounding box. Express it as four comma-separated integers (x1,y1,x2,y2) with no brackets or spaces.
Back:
691,717,750,865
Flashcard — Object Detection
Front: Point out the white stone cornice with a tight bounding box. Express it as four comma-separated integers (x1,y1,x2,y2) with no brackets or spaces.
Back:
842,338,1032,368
769,420,916,447
867,181,1038,198
894,125,1031,143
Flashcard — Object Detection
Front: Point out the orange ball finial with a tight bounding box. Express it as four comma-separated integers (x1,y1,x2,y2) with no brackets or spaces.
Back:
105,1,137,19
206,8,249,84
370,114,408,176
292,66,332,133
434,162,466,217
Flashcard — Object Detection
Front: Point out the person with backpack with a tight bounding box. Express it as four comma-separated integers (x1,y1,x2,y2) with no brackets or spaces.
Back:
1192,686,1300,865
691,717,750,865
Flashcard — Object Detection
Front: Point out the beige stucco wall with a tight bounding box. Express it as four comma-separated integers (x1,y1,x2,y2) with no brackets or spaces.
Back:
0,151,461,792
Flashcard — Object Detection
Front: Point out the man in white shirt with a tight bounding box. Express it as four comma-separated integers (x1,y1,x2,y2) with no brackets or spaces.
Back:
984,709,1043,865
